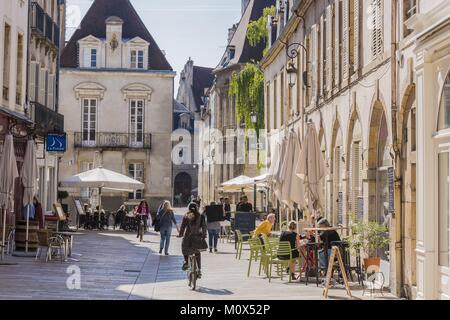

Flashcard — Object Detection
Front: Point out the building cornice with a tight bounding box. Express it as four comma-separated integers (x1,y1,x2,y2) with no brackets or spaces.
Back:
61,68,176,78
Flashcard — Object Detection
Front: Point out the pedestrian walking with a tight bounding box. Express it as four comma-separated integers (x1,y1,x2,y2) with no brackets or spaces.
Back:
135,200,150,238
157,201,179,255
206,202,220,253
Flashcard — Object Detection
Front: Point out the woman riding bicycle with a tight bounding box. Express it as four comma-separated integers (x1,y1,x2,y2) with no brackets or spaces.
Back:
179,202,207,278
135,200,150,238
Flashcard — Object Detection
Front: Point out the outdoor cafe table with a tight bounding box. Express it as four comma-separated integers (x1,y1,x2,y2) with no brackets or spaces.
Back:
55,231,83,262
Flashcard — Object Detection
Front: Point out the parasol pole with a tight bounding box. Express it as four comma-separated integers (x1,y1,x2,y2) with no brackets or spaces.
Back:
25,205,30,253
1,205,6,261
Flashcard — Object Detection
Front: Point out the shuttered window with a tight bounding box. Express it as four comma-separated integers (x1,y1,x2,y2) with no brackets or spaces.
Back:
350,141,362,213
342,0,349,81
266,83,271,131
319,16,325,98
29,61,36,102
353,0,360,72
371,0,383,59
311,24,318,105
334,146,342,225
326,5,333,93
273,77,277,129
280,72,285,125
48,74,54,111
38,68,46,105
334,0,341,87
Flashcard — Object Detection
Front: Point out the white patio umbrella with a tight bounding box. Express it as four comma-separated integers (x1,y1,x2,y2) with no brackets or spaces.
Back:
21,140,38,252
296,122,326,213
0,134,19,261
60,167,145,217
221,175,251,192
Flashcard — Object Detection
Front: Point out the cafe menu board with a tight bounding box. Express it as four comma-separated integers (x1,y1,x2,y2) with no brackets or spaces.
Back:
233,212,256,235
338,192,343,225
388,167,395,213
74,199,85,216
205,205,224,222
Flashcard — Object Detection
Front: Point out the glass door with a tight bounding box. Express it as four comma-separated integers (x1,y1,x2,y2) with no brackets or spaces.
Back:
130,99,144,148
82,98,97,146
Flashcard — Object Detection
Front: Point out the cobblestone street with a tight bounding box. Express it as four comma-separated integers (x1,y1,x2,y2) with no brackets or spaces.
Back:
0,210,398,300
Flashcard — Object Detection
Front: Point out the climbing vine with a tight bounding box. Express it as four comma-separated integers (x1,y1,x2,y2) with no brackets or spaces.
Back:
247,6,276,55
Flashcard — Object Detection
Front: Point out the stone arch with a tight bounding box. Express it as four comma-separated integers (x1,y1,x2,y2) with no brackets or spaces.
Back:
173,172,192,206
436,69,450,131
399,83,417,294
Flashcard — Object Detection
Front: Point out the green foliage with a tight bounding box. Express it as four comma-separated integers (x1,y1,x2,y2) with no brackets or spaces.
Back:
229,63,265,168
58,190,69,201
247,6,276,50
347,213,390,258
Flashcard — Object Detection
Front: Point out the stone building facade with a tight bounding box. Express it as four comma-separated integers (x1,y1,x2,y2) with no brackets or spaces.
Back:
198,0,275,207
260,0,449,298
58,0,174,213
174,59,214,205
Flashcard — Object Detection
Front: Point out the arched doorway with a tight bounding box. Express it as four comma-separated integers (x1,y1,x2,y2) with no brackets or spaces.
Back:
400,85,417,297
331,119,344,226
435,71,450,297
368,101,391,261
174,172,192,206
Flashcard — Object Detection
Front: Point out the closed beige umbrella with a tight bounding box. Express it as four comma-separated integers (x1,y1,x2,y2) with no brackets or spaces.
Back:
0,134,19,261
21,140,38,252
280,131,296,207
289,132,305,209
273,135,288,202
296,122,326,212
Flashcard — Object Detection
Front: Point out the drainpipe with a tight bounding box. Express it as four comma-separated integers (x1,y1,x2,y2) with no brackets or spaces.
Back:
391,0,404,298
25,0,31,119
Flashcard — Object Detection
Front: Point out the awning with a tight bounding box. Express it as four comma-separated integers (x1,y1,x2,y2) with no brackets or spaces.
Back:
0,106,33,125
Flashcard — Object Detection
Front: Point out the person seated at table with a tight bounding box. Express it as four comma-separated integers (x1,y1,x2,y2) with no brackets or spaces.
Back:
252,213,276,241
317,218,341,269
278,221,301,280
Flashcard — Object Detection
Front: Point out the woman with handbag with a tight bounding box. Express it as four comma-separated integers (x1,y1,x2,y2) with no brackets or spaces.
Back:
156,201,179,255
179,202,207,278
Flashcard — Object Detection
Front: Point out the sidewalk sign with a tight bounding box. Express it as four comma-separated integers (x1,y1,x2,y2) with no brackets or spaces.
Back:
323,246,352,299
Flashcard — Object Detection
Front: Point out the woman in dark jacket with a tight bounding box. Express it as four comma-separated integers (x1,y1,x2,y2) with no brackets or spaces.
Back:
179,202,207,278
278,220,301,280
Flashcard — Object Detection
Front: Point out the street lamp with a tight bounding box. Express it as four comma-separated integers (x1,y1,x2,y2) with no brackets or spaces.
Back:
286,60,298,88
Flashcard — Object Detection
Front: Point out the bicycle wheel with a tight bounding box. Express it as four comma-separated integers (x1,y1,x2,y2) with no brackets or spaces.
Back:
191,255,197,291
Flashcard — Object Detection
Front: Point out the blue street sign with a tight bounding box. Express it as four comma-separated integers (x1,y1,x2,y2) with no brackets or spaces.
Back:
46,133,66,152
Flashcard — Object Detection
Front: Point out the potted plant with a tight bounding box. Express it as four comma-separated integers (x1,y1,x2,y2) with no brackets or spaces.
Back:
347,213,390,273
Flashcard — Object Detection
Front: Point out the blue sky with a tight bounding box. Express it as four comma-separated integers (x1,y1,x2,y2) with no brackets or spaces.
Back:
66,0,242,94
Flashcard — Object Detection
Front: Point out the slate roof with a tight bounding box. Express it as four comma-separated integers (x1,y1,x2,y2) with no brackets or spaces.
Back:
61,0,172,70
214,0,275,73
173,100,190,114
192,66,215,111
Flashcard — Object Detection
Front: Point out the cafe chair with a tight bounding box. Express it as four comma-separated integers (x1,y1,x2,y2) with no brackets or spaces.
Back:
247,238,264,277
36,230,65,263
235,230,250,260
266,241,295,283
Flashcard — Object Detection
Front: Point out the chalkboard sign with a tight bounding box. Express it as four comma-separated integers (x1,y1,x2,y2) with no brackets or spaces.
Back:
388,167,395,213
357,197,364,220
233,212,256,235
74,199,85,216
338,192,343,224
205,205,224,222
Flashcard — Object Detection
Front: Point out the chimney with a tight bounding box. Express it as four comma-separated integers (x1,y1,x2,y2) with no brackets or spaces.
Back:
242,0,250,15
105,16,124,68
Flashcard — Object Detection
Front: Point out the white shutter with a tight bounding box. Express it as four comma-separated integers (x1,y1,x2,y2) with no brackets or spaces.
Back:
319,16,324,98
376,0,383,56
48,74,54,111
326,5,333,93
83,48,90,68
342,0,349,80
29,62,36,102
38,68,45,105
311,24,318,105
351,142,361,212
353,0,360,72
334,0,340,87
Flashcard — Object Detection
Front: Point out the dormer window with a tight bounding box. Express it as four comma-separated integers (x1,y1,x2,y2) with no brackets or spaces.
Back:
131,50,144,69
83,48,97,68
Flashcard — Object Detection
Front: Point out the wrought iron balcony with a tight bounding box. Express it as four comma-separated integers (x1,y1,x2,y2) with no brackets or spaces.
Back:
29,101,64,136
30,1,60,48
74,132,152,150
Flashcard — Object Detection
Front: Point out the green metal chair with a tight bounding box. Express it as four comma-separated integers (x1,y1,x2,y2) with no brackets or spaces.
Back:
247,238,264,277
235,230,250,260
267,241,295,283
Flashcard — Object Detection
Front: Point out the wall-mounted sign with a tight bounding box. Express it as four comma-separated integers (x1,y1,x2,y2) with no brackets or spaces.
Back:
46,133,66,153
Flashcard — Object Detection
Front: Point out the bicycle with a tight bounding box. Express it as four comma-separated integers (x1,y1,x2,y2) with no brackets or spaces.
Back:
187,251,200,290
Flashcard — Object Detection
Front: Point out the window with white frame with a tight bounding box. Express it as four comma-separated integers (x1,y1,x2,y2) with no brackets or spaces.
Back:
82,98,97,146
83,48,97,68
128,163,144,200
80,162,94,198
131,50,144,69
129,99,144,147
